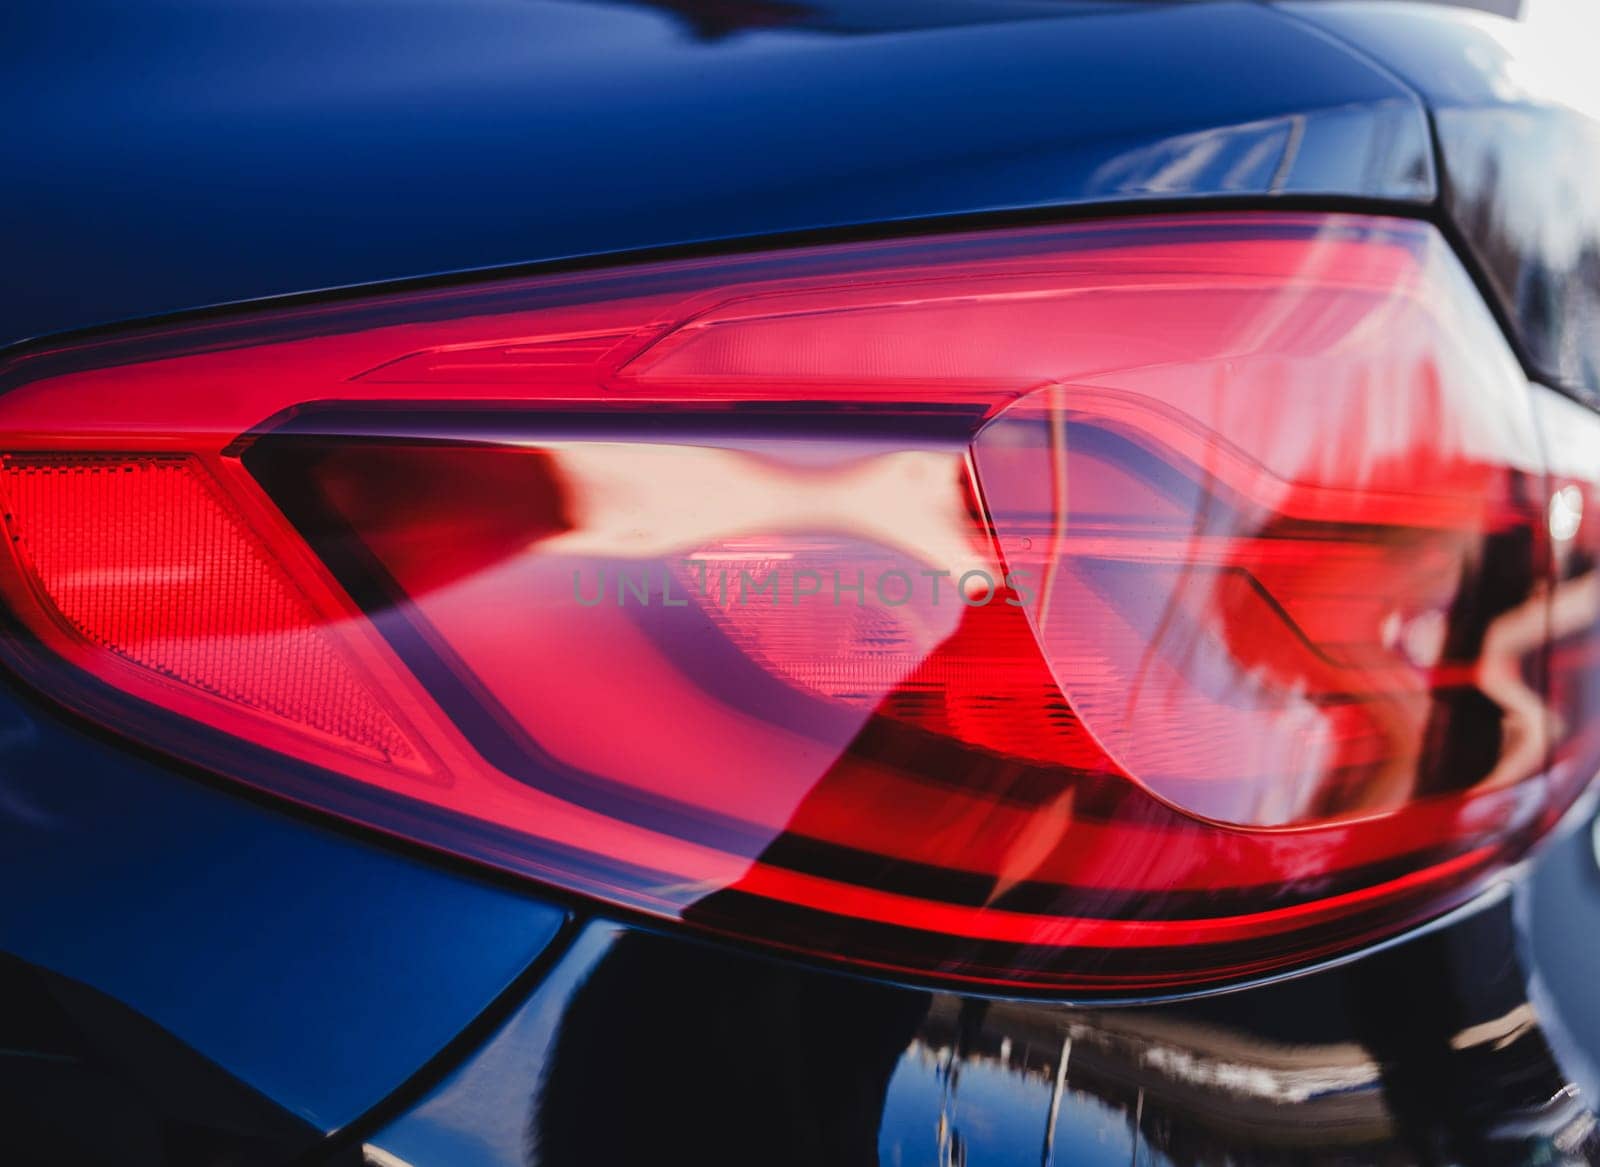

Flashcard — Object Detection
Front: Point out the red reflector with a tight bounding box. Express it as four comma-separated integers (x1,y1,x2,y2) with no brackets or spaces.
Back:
0,454,425,769
0,214,1585,991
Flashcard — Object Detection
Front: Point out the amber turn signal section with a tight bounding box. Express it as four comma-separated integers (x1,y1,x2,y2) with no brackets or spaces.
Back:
0,215,1588,991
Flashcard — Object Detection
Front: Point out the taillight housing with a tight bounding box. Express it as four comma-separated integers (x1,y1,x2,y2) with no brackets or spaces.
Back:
0,213,1588,992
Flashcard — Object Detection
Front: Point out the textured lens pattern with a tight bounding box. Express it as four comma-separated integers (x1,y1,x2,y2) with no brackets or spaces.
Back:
0,454,418,764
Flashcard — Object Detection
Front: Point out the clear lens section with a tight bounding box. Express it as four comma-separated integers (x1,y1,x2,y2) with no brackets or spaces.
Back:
0,215,1578,990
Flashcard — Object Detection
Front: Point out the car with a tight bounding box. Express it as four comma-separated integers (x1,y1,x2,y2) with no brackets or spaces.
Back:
4,1,1600,1164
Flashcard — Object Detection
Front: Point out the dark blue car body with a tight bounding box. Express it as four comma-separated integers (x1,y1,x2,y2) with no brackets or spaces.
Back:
4,1,1600,1163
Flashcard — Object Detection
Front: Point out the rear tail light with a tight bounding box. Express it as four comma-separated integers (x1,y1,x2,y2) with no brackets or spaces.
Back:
0,214,1587,991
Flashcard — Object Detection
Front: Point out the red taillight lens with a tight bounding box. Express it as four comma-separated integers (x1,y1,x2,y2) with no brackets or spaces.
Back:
0,214,1584,991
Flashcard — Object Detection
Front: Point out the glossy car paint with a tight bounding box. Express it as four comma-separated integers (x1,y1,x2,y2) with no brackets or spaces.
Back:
0,661,570,1136
2,0,1435,352
0,953,326,1164
1283,1,1600,402
367,881,1600,1167
4,2,1600,1164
